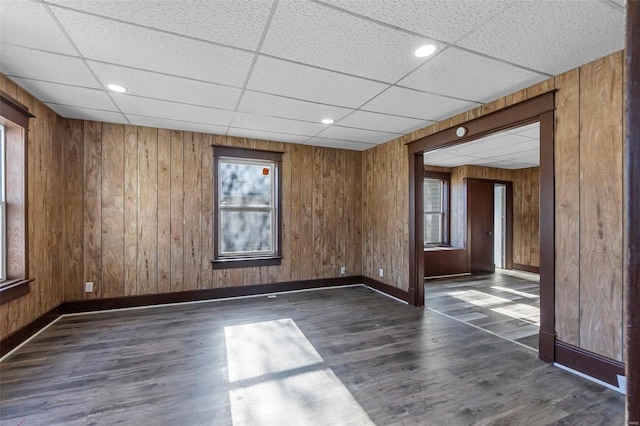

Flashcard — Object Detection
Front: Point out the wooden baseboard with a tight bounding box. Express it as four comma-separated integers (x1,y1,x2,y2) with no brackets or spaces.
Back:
0,305,62,357
512,263,540,274
555,341,625,388
1,275,414,359
1,276,365,358
362,276,409,302
62,276,364,314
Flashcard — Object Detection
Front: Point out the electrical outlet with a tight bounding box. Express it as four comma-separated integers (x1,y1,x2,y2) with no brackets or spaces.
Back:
379,269,384,278
84,282,94,293
340,266,346,275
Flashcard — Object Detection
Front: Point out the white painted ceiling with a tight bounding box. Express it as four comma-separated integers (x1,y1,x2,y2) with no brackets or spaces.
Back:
423,122,539,170
0,0,625,151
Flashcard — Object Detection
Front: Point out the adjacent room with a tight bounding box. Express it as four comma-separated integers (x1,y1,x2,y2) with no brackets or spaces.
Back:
0,0,637,424
422,123,542,351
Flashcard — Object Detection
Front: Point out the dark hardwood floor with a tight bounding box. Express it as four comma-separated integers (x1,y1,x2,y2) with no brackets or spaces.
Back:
0,285,624,425
425,270,541,351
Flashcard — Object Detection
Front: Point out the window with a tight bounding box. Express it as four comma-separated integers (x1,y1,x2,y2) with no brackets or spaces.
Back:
424,171,450,246
0,125,5,282
0,90,33,304
212,146,282,269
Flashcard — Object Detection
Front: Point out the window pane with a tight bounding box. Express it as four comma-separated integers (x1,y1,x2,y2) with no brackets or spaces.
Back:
220,210,273,254
424,213,442,244
220,161,273,207
424,179,442,212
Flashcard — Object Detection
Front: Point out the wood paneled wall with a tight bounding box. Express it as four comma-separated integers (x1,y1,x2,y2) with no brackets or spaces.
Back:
362,51,624,362
447,165,539,268
60,121,363,300
555,51,625,362
361,139,408,289
0,75,64,340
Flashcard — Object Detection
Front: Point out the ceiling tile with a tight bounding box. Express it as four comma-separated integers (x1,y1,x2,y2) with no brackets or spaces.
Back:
246,56,388,108
424,154,479,167
231,112,328,137
0,45,100,88
361,86,479,121
45,0,274,50
493,148,539,162
261,0,435,83
10,77,117,110
304,138,375,151
88,61,242,110
237,91,353,123
0,1,77,55
455,133,533,155
399,47,546,103
337,110,433,134
457,1,624,75
47,104,128,124
125,114,228,135
50,7,255,86
111,94,235,126
315,126,400,144
226,128,310,145
512,123,540,139
319,0,509,43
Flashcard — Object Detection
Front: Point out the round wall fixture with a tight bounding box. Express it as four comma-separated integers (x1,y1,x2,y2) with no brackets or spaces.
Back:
455,127,467,137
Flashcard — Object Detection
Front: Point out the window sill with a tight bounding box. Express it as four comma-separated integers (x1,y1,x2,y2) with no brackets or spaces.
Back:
211,256,282,269
0,278,34,305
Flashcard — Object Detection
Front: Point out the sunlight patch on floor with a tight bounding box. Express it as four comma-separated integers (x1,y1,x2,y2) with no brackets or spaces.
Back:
447,289,515,307
491,285,539,299
225,319,374,426
491,304,540,326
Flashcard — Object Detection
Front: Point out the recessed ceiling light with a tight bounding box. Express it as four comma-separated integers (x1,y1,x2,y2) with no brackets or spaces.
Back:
321,118,334,124
107,84,127,93
414,44,437,58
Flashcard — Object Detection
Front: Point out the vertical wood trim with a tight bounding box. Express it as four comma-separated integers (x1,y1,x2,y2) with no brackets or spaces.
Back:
83,121,102,299
61,119,84,301
170,130,184,292
336,149,346,276
101,123,125,298
137,127,159,295
625,1,640,420
354,150,363,276
200,134,213,289
539,109,556,363
408,152,424,306
578,52,624,361
157,129,171,293
322,149,336,277
183,132,202,290
312,147,323,279
554,68,581,346
290,145,302,280
123,125,138,296
279,144,292,282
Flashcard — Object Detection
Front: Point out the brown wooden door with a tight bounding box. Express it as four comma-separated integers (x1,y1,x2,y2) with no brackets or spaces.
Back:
467,179,495,273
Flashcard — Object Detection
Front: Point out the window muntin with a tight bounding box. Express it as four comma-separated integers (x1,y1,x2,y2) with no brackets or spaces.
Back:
218,157,277,258
424,178,444,245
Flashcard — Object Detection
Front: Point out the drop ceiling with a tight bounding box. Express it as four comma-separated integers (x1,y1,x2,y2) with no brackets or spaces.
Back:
0,0,626,151
423,122,539,170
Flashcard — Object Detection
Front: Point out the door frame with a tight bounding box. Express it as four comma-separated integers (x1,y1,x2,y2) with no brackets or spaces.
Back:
407,92,556,363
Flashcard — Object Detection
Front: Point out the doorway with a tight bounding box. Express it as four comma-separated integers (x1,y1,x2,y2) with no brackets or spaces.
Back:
408,93,555,363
